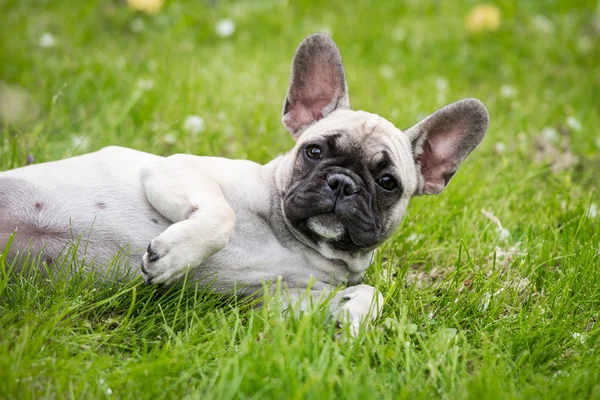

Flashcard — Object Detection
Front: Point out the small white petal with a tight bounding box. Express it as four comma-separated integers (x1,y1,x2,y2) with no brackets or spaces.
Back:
215,19,235,38
378,65,395,80
106,388,113,395
500,84,517,98
566,116,582,132
161,133,176,145
571,332,585,344
587,203,598,219
183,115,205,136
39,33,56,48
531,15,555,34
435,77,449,92
407,233,422,243
495,142,506,153
136,78,154,90
391,27,406,42
541,127,559,143
71,134,90,151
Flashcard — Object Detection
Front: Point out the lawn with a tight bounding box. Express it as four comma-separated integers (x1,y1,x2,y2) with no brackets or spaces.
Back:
1,0,599,398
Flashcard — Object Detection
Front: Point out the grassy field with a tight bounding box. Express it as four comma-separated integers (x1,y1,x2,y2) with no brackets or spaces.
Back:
1,0,599,398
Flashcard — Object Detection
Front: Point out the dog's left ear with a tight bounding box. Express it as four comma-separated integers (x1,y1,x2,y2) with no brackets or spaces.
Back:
406,98,489,195
282,33,350,139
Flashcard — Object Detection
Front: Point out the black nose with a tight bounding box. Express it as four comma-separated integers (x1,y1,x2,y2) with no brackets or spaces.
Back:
327,174,358,196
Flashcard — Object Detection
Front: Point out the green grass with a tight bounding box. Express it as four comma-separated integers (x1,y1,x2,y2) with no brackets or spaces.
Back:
1,0,600,398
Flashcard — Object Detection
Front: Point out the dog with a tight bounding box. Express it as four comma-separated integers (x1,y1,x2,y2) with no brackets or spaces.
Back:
0,33,489,333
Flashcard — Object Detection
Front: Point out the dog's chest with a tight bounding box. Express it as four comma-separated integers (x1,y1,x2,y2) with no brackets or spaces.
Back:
194,206,367,294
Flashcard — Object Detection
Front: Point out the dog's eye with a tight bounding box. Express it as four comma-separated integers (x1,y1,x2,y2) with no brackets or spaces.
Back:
305,145,323,160
377,175,397,191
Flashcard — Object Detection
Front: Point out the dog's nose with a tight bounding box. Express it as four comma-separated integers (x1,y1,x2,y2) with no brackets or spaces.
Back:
327,174,358,196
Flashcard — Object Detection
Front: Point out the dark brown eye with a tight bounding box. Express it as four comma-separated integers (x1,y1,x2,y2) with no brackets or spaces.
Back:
305,145,322,160
378,175,397,191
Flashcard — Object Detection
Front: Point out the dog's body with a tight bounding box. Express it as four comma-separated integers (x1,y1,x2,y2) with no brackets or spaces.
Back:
0,34,489,332
1,144,369,293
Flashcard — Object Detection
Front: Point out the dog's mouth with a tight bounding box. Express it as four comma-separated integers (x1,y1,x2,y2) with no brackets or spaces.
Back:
301,213,374,252
306,214,346,241
282,168,384,253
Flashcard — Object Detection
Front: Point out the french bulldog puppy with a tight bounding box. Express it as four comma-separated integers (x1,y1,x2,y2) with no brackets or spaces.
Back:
0,33,488,333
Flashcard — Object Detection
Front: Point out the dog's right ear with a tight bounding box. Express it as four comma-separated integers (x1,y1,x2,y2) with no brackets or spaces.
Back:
405,98,489,195
282,33,350,139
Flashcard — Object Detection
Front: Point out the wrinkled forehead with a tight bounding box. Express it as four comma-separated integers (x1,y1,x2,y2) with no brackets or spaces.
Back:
297,109,418,190
299,109,413,162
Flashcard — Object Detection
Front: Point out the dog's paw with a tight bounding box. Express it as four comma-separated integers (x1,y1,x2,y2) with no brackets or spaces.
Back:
141,237,194,285
333,284,384,337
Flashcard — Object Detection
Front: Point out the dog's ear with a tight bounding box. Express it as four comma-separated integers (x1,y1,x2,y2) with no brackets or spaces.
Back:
282,33,350,139
406,98,489,195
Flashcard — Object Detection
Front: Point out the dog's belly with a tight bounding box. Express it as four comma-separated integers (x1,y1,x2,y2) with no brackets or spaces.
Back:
0,147,169,276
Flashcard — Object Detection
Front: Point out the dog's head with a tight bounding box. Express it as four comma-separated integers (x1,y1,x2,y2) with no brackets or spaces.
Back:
276,33,489,256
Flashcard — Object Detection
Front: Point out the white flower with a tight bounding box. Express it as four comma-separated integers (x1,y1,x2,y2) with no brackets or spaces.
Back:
572,332,585,344
531,15,555,34
39,33,56,48
136,78,154,90
566,116,582,131
587,203,598,219
183,115,205,136
435,77,449,92
378,65,395,80
106,388,113,395
160,133,176,145
495,142,506,153
215,19,235,38
541,126,559,143
391,27,406,42
407,233,422,243
500,84,516,98
71,134,90,151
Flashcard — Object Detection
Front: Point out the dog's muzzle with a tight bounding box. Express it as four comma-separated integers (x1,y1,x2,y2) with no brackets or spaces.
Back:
326,173,358,197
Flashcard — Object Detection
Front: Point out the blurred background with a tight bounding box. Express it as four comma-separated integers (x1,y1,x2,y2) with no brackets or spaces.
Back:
1,0,598,163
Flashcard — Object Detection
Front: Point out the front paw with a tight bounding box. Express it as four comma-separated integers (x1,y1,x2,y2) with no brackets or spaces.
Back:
141,237,192,285
333,284,384,337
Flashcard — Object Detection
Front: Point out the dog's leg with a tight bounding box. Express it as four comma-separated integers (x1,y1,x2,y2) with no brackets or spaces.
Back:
139,156,236,285
284,284,384,337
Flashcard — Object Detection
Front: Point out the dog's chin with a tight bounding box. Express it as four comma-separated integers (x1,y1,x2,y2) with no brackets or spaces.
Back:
306,214,346,241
